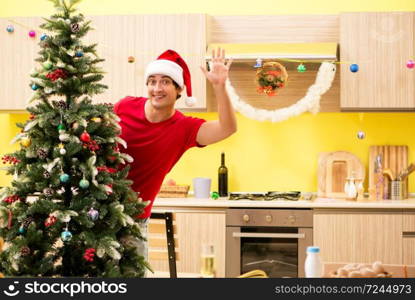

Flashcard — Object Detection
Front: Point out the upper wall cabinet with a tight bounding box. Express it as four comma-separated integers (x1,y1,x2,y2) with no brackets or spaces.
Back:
0,15,206,111
340,12,415,110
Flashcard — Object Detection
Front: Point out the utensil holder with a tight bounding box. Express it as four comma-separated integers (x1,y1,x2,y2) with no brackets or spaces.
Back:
390,180,407,200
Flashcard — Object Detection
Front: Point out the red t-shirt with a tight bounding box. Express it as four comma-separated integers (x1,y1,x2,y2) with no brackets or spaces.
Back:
114,96,206,218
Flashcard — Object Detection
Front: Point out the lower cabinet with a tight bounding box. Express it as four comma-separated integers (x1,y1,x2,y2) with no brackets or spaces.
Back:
148,210,226,277
314,209,407,264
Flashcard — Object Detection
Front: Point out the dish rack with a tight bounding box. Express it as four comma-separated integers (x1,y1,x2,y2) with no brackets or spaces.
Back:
157,185,190,198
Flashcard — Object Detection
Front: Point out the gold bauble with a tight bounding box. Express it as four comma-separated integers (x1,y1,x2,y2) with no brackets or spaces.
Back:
91,117,102,123
21,137,31,147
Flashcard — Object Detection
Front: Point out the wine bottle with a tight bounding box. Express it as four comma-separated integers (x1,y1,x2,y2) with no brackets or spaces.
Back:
218,152,228,197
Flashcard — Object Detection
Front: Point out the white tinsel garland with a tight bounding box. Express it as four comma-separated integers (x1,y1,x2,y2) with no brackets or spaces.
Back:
226,62,337,122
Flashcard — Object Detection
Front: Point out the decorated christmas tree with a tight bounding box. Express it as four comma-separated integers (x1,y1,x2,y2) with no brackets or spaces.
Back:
0,0,149,277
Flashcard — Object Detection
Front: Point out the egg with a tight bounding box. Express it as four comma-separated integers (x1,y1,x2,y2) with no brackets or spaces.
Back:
348,270,362,278
337,268,349,277
360,267,376,277
372,261,385,274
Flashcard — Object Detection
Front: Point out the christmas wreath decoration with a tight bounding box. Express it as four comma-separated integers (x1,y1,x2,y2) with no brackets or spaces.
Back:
256,62,288,96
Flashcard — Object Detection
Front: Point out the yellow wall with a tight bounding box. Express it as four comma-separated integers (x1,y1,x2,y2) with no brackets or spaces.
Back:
1,0,415,193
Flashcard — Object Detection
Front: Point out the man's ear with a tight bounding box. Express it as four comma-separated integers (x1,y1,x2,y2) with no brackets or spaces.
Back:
176,87,183,100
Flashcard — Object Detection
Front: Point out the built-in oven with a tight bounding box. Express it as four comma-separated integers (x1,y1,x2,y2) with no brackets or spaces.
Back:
226,208,313,278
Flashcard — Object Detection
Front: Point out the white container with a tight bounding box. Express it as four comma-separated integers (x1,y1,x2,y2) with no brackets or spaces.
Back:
304,246,323,278
193,177,211,198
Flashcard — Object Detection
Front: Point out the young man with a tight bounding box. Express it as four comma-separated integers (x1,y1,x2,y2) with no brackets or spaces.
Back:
114,48,236,221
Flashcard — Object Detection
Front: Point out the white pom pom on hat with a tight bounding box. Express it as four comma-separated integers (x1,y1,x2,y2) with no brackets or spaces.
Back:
145,49,196,104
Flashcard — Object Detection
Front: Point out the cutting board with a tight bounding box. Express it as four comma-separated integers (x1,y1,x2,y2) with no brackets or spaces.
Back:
318,151,365,198
368,145,408,200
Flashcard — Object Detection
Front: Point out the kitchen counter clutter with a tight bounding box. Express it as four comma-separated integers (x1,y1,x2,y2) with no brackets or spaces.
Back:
153,196,415,210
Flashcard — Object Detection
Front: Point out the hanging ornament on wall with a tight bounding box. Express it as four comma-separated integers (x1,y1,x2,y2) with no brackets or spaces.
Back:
40,33,48,41
254,58,262,68
349,64,359,73
87,207,99,221
80,131,91,142
127,56,135,63
79,179,90,189
6,25,14,33
357,131,366,140
28,30,36,38
297,63,306,73
407,59,415,69
256,61,288,97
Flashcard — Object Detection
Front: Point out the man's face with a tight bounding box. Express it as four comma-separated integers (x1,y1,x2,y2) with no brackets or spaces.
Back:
146,75,182,109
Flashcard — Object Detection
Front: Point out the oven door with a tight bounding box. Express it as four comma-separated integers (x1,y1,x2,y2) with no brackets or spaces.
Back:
226,226,313,278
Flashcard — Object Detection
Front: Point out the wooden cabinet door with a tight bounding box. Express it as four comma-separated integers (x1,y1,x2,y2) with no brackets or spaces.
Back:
148,210,226,277
340,12,415,110
314,209,403,264
403,212,415,265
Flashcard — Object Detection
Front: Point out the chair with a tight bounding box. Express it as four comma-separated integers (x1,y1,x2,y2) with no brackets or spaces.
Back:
148,212,178,278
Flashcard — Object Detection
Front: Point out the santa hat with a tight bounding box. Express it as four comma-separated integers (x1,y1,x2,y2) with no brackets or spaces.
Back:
144,49,196,106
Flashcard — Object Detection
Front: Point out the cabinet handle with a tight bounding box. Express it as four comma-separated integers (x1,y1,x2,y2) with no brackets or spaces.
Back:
232,232,305,239
403,232,415,238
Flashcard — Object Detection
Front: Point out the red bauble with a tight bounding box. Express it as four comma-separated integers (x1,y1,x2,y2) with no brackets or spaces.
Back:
45,215,57,227
80,132,91,142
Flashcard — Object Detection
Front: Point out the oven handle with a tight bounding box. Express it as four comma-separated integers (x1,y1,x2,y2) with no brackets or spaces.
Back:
232,232,305,239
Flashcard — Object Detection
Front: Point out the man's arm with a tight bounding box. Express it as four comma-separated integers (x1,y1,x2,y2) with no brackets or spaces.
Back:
196,48,237,146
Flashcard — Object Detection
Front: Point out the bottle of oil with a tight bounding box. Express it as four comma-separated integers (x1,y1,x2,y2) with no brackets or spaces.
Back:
218,152,228,197
200,244,216,278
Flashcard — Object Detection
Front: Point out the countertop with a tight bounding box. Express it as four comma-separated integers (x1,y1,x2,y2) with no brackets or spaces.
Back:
153,197,415,210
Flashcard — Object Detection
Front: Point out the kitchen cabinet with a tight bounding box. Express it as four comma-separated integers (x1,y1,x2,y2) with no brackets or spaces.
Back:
403,212,415,265
340,12,415,110
148,209,226,277
314,209,403,264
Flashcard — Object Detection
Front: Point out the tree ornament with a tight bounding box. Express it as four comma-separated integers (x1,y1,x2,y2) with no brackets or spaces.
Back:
70,23,80,33
83,248,96,262
6,25,14,33
43,60,53,71
45,215,57,227
75,51,84,57
87,207,99,221
61,230,72,242
21,137,31,147
43,170,51,178
3,195,21,204
297,63,306,73
407,59,415,69
127,56,135,63
59,148,67,155
91,117,102,123
28,30,36,38
55,100,67,110
71,187,79,195
21,246,31,256
80,131,91,142
57,123,66,131
79,179,90,189
37,148,48,159
60,173,70,183
40,33,48,41
43,187,54,198
350,64,359,73
18,226,26,234
31,84,39,91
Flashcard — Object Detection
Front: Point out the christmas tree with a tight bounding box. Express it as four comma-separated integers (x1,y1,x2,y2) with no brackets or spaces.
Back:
0,0,149,277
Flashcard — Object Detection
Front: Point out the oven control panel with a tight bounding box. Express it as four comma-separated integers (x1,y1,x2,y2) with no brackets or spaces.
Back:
226,209,313,227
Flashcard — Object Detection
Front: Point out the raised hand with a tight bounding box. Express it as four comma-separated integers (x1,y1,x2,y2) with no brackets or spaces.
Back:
200,47,233,86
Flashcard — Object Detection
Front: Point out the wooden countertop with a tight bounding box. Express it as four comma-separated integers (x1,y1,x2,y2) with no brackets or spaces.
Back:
153,197,415,210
